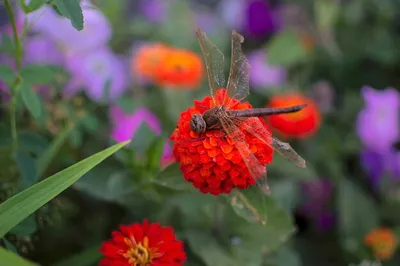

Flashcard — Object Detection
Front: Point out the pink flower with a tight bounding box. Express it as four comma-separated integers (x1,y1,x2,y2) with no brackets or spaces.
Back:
356,86,400,153
110,106,174,168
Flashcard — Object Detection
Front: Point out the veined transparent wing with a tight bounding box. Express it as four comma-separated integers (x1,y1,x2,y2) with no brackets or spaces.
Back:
219,116,271,195
233,117,306,168
195,28,226,104
225,31,251,108
271,137,306,168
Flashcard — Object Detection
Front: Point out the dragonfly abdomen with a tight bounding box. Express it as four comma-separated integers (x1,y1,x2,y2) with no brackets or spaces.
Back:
228,104,307,118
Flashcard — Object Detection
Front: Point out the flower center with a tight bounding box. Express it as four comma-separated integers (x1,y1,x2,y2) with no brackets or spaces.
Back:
122,236,158,266
92,60,107,75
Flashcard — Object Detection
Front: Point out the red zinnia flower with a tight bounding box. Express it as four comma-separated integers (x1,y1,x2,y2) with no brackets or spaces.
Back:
266,93,321,139
169,89,274,196
132,43,171,81
99,219,186,266
154,49,203,89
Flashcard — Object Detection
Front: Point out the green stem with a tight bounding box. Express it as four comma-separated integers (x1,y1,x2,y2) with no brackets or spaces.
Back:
4,0,22,69
4,0,23,153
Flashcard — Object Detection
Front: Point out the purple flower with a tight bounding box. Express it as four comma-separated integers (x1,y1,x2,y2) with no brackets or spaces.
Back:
218,0,280,38
109,106,174,167
360,149,386,188
356,86,400,153
138,0,168,23
195,11,223,35
245,0,279,37
315,211,335,232
386,151,400,180
64,47,128,101
248,49,286,89
361,149,400,188
26,1,111,54
217,0,246,31
24,36,64,66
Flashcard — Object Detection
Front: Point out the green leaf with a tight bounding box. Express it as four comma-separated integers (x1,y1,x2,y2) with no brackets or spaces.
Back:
18,0,48,13
0,65,15,84
130,123,158,154
268,153,317,181
74,164,129,201
53,244,102,266
186,230,235,266
269,180,300,213
337,178,379,252
0,247,38,266
9,215,37,236
146,137,166,170
275,247,302,266
37,124,76,177
19,133,49,156
227,188,295,255
266,30,308,66
15,150,37,189
20,81,42,118
27,0,48,12
0,35,15,55
154,163,192,191
3,238,17,253
0,141,130,238
315,0,340,30
20,65,56,84
229,187,294,230
54,0,84,31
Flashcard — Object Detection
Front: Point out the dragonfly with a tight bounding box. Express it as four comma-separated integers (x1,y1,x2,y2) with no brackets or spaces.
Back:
191,27,307,194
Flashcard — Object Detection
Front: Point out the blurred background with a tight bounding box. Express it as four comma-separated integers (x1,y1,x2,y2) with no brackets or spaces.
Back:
1,0,400,265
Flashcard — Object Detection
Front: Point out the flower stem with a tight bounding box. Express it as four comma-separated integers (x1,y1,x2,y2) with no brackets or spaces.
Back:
5,0,22,69
4,0,23,153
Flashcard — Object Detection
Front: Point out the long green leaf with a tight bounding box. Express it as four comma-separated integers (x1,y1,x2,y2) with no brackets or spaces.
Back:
0,141,130,238
0,247,38,266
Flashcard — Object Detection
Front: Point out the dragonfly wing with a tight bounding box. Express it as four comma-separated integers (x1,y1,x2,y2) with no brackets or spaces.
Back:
195,28,226,103
231,117,306,168
272,137,306,168
219,116,270,195
226,31,251,108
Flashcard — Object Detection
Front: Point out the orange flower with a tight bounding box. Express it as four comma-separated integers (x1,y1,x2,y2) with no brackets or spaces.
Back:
266,93,321,139
169,89,274,195
99,219,186,266
132,43,171,81
154,49,203,89
364,227,397,261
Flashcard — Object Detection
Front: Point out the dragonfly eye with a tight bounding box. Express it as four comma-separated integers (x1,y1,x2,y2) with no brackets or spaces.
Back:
190,114,206,133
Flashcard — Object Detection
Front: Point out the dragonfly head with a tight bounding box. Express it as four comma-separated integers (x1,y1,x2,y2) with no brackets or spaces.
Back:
190,114,206,133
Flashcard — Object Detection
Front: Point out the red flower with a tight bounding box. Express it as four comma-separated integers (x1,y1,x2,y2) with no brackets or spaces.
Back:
154,49,204,89
169,89,274,195
266,93,321,139
99,219,186,266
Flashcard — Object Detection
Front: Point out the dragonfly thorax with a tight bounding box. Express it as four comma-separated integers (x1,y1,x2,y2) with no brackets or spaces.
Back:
190,107,226,133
